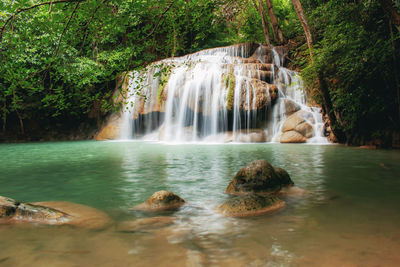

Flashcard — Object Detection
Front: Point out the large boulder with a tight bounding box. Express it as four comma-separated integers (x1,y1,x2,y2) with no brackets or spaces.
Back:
274,167,294,187
283,99,301,116
217,195,285,217
280,110,315,143
280,131,307,143
225,160,293,195
134,190,185,211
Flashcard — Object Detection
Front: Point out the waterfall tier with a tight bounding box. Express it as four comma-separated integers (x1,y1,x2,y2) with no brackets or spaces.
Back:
96,43,328,144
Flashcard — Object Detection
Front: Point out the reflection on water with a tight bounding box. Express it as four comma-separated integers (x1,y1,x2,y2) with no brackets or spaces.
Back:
0,141,399,266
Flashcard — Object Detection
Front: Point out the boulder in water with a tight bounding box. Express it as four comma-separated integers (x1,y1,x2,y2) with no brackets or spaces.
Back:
134,191,185,211
295,122,314,138
225,160,292,195
274,167,294,187
33,201,112,229
217,195,285,217
0,196,111,229
280,130,307,143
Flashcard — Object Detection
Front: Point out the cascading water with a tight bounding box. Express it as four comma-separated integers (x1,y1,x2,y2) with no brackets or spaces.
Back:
117,43,328,143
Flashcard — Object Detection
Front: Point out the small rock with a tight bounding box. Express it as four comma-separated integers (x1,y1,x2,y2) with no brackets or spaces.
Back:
218,195,285,217
134,191,185,211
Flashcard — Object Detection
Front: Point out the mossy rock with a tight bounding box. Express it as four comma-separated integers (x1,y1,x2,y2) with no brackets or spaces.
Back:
225,160,282,195
134,190,185,211
218,195,285,217
273,167,294,187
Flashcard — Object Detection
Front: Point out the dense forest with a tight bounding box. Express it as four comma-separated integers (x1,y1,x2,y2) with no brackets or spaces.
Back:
0,0,399,146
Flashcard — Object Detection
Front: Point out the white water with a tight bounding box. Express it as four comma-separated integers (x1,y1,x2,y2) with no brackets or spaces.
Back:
119,44,328,143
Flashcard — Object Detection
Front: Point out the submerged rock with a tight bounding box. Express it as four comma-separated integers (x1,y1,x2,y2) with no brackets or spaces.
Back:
0,196,111,229
33,201,112,229
0,196,18,217
225,160,291,195
218,195,285,217
134,191,185,211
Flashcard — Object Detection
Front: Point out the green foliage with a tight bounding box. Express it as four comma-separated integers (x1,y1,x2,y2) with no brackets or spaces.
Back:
299,0,400,143
224,66,235,110
0,0,231,135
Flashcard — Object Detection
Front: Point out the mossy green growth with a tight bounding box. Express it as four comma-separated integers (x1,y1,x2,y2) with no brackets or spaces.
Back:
223,66,235,111
156,64,173,105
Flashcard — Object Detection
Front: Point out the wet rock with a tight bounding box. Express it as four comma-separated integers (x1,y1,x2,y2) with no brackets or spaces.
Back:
273,167,294,187
225,160,284,195
295,122,314,138
0,196,18,217
33,201,112,229
281,113,305,133
218,195,285,217
280,131,307,143
134,191,185,211
0,196,111,229
283,99,301,116
14,203,70,223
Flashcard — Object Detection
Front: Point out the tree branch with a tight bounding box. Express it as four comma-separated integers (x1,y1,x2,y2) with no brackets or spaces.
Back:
0,0,85,44
136,1,175,43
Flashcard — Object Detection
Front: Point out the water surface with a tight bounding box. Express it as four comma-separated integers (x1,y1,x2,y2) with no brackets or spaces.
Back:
0,141,399,266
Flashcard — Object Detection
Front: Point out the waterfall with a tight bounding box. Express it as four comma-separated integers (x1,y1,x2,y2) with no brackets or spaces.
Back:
117,43,328,143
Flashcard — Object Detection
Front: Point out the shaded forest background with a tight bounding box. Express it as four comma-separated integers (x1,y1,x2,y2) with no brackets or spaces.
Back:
0,0,399,146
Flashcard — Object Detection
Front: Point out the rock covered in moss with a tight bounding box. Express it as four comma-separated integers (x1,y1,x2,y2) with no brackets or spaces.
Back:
134,190,185,211
225,160,293,195
218,195,285,217
273,167,294,187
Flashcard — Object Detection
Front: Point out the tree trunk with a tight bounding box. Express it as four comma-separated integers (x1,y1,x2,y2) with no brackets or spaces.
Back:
15,109,24,135
264,0,285,44
379,0,400,32
291,0,314,62
2,99,6,134
252,0,271,46
317,71,345,143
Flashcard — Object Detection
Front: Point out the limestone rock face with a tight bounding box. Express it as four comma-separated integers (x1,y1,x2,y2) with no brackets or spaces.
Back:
134,190,185,211
95,119,121,141
226,160,284,195
217,195,285,217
